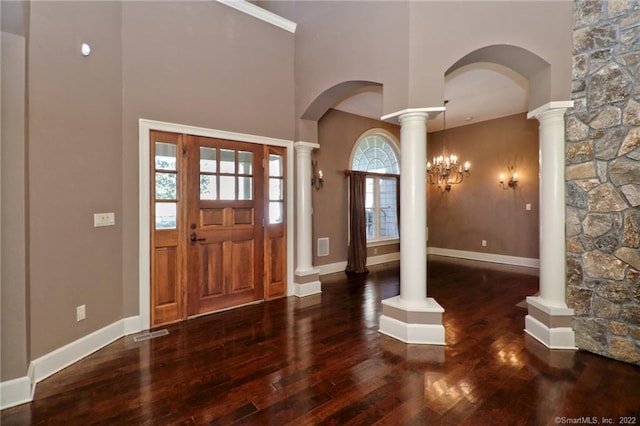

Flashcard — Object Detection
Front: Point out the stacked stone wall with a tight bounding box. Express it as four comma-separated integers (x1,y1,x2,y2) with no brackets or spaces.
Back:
567,1,640,364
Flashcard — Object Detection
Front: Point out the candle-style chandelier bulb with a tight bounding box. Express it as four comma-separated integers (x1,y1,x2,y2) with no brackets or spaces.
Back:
425,100,471,192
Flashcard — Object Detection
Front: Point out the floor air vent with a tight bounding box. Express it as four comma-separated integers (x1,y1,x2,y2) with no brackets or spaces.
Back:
133,329,169,342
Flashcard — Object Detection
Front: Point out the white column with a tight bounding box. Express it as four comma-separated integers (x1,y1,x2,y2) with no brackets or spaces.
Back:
293,142,321,296
378,107,444,345
525,101,576,349
399,112,428,305
538,107,570,305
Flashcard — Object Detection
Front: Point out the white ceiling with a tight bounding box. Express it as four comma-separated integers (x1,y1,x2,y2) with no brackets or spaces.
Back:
332,62,529,132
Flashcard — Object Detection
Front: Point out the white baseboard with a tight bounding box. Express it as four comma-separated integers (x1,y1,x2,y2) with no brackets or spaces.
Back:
427,247,539,268
294,281,322,297
317,261,347,276
30,316,142,385
124,316,143,335
525,315,577,350
1,315,142,410
317,249,535,276
317,251,400,276
0,376,31,410
379,315,446,345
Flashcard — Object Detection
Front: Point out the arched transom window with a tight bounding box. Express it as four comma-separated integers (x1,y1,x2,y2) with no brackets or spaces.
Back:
350,131,400,242
351,134,399,174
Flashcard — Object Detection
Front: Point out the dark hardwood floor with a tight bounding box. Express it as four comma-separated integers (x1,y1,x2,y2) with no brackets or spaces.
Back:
3,257,640,425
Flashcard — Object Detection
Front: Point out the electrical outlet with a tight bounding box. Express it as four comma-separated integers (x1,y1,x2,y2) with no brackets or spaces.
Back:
482,240,487,247
525,203,532,211
77,305,86,321
94,212,115,227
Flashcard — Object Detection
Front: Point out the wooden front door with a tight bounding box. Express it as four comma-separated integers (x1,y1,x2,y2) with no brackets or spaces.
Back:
150,131,286,327
185,135,265,316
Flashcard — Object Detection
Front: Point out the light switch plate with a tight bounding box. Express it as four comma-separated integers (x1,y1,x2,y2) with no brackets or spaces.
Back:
525,203,532,211
94,212,115,227
76,305,86,321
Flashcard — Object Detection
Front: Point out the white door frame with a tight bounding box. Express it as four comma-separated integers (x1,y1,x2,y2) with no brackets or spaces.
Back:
138,119,295,331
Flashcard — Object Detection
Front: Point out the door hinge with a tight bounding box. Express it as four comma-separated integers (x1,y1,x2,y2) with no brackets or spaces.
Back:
182,145,187,155
262,158,265,169
262,218,265,228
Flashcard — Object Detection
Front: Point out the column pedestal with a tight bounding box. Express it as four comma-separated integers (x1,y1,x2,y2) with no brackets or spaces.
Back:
379,296,445,344
293,268,321,297
525,296,576,349
526,101,576,350
378,108,445,345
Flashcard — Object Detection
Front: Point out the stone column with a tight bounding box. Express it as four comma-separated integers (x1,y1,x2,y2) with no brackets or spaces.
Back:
526,101,576,349
378,108,445,345
293,142,321,297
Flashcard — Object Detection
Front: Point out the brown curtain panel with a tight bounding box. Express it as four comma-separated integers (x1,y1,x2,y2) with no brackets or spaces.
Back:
346,171,369,274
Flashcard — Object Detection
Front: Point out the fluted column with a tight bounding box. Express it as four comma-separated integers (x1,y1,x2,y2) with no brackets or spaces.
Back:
378,108,445,345
525,101,576,349
293,142,321,297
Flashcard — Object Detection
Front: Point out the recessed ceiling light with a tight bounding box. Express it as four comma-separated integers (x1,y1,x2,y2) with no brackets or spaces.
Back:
465,116,473,121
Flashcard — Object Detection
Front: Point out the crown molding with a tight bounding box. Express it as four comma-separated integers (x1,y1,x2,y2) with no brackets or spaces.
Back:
217,0,297,33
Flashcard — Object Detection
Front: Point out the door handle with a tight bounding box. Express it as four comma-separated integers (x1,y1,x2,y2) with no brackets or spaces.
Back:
190,232,206,242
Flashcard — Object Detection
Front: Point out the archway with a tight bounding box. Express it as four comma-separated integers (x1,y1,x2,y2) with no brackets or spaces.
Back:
435,44,575,349
292,80,386,297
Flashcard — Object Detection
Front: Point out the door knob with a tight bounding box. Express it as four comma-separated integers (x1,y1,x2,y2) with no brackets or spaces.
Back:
190,232,206,242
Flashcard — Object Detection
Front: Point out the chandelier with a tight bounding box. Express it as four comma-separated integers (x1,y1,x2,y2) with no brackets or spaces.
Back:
426,101,470,192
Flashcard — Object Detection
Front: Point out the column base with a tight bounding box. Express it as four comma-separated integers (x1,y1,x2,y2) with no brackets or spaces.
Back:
378,296,445,345
294,268,321,297
524,296,576,350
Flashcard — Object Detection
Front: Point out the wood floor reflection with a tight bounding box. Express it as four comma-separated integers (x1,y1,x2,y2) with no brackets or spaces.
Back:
3,257,639,425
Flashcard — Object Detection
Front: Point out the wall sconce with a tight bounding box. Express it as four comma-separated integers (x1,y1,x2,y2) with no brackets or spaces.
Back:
311,160,324,190
499,166,518,190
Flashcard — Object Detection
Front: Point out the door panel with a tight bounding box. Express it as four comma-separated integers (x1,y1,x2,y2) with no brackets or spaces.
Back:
264,146,287,300
186,136,264,316
200,242,224,297
150,131,185,327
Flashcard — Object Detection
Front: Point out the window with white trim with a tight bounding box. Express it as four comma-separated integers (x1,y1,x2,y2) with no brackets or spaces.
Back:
350,132,400,242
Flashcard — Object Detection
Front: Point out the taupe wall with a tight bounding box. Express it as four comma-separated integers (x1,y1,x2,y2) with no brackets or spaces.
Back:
28,1,124,359
260,1,572,122
120,1,295,316
407,1,573,109
313,109,400,266
260,1,410,122
1,0,574,381
427,113,540,259
313,111,539,267
22,1,295,361
1,30,29,381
